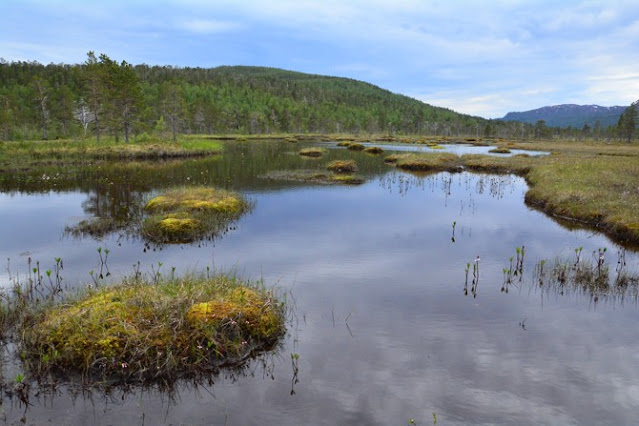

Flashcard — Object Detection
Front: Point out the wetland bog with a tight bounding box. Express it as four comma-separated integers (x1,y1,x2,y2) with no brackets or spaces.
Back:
1,138,639,425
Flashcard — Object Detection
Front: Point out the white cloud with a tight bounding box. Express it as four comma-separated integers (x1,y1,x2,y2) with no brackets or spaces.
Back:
177,19,241,34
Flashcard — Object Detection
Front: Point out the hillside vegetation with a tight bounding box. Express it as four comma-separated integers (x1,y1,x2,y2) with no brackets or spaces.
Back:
1,54,635,142
1,56,478,141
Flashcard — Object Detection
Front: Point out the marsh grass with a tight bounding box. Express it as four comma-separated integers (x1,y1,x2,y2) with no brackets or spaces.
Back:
0,138,223,170
142,186,250,244
18,273,286,385
533,250,639,304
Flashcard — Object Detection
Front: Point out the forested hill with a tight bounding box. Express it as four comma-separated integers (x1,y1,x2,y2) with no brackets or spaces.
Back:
0,56,626,142
0,57,487,141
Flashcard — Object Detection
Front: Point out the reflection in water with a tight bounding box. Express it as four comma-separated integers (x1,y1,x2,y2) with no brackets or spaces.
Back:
3,352,283,425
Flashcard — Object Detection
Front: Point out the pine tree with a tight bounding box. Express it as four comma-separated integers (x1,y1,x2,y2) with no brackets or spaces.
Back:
618,102,638,143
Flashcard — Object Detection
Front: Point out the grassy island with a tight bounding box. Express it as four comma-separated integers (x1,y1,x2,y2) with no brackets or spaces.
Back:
143,186,250,244
19,274,285,385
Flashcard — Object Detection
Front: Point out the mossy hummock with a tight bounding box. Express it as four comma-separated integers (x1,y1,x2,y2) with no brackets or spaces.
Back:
20,275,285,384
298,147,327,157
326,159,357,173
143,186,249,244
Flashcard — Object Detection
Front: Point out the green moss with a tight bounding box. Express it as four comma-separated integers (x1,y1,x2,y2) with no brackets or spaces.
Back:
20,275,285,384
337,141,353,147
347,143,365,151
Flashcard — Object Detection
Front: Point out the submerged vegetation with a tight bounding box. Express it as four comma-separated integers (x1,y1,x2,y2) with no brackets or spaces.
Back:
15,272,285,385
142,186,250,244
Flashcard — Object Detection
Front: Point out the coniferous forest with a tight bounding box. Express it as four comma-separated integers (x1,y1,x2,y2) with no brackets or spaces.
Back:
0,53,635,142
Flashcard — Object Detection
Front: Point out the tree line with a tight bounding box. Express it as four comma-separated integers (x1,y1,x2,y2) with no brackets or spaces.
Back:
0,53,636,142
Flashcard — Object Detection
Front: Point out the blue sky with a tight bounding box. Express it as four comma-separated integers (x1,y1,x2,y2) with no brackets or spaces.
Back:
2,0,639,118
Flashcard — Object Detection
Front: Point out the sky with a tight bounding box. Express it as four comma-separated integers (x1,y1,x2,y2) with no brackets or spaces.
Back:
2,0,639,118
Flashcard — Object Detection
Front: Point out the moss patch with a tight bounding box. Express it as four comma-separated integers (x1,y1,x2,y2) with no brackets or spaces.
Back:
143,186,249,244
20,275,285,385
346,143,365,151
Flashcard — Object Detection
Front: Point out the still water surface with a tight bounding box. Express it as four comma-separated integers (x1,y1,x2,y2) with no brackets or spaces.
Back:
0,141,638,425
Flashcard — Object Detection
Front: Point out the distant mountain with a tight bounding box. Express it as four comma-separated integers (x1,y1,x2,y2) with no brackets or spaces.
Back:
502,104,626,128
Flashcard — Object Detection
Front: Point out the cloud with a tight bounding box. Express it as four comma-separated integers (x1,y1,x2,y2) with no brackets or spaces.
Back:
3,0,639,116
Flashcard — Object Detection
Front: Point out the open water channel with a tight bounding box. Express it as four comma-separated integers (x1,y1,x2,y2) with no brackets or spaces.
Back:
1,140,638,425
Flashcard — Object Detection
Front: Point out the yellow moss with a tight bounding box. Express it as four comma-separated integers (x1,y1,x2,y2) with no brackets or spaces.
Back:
186,287,282,339
158,217,202,233
210,196,243,214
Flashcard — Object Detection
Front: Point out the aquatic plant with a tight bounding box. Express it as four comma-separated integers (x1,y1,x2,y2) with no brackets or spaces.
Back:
531,247,639,304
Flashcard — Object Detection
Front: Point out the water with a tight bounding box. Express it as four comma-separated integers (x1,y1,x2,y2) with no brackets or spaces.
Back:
320,141,549,157
0,141,637,425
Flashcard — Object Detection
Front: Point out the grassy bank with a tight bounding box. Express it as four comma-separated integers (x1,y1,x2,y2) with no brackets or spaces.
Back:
0,137,224,171
386,142,639,247
17,273,285,385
